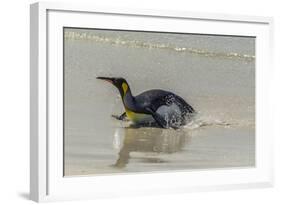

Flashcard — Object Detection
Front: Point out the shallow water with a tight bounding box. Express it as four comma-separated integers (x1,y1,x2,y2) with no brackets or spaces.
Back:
64,28,255,176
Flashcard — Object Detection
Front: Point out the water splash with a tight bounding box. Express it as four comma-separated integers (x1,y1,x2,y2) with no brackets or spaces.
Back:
184,117,231,130
183,113,255,130
64,31,255,62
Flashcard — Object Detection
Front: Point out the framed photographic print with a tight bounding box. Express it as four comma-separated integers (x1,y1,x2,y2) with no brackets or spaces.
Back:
30,2,274,202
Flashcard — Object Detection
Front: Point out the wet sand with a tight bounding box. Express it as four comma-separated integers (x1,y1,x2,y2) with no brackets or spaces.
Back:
64,124,254,176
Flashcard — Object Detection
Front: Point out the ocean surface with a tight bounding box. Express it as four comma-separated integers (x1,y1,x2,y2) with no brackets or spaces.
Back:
63,28,255,176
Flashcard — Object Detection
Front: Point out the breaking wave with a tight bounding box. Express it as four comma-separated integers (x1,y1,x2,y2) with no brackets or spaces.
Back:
64,31,255,62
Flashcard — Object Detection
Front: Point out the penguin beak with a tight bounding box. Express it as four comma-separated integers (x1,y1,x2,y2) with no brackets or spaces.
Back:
96,77,114,84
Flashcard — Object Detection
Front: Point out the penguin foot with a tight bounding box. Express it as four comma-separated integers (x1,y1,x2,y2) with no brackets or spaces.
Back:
111,112,128,121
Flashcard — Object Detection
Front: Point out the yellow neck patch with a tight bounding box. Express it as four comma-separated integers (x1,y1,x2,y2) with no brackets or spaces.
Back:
122,82,128,94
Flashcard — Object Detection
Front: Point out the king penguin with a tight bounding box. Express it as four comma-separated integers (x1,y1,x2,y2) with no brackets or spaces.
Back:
97,77,195,129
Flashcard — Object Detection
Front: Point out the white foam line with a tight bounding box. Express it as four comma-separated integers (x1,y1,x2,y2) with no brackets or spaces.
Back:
64,31,255,62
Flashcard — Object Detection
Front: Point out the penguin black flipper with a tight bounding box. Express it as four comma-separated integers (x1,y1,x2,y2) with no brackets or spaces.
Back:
145,107,168,128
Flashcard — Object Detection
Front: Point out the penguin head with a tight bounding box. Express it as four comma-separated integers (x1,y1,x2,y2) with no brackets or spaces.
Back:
97,77,130,97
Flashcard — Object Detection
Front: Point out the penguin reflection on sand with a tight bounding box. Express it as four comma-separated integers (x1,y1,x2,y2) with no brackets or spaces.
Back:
97,77,195,129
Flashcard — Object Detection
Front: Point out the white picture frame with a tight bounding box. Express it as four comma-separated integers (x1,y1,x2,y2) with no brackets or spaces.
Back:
30,2,274,202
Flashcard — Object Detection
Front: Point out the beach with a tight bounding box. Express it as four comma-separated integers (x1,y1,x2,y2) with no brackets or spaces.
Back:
63,28,255,176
